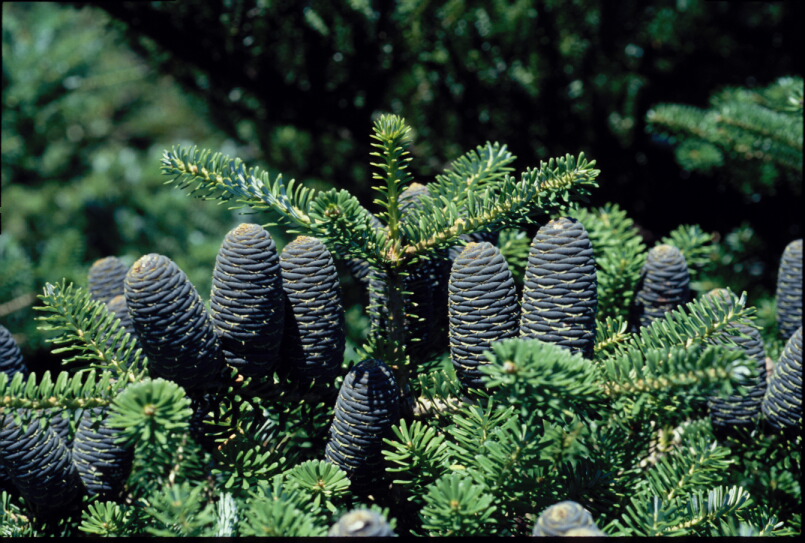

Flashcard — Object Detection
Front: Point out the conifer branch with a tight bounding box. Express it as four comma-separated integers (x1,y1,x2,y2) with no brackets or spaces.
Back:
34,280,147,380
0,369,120,411
161,145,316,227
402,153,600,259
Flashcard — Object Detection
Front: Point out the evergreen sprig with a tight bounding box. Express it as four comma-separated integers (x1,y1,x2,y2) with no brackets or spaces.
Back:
480,338,607,424
617,289,755,355
161,145,315,227
646,76,803,176
0,369,118,411
402,153,600,258
108,377,193,448
572,203,647,321
383,418,451,502
34,280,147,379
419,472,497,537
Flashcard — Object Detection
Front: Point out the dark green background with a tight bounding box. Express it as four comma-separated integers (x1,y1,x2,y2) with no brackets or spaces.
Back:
2,0,802,370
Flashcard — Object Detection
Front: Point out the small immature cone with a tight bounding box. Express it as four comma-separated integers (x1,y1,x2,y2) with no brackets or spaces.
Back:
124,253,225,392
0,409,85,514
633,244,691,329
328,508,397,537
532,500,607,537
324,359,401,492
210,223,285,378
775,239,802,342
71,407,134,499
520,217,598,359
704,288,768,430
280,236,345,386
88,256,129,304
0,324,27,378
762,326,802,430
448,242,519,390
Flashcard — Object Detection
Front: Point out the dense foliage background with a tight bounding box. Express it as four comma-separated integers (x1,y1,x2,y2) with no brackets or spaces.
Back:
2,0,802,371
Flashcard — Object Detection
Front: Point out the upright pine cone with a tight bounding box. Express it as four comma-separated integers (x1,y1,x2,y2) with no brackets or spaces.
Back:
633,244,691,329
775,239,802,342
88,256,129,304
324,359,401,492
704,289,768,430
210,223,285,378
0,410,84,514
762,326,802,431
532,500,607,537
280,236,345,387
520,217,597,359
448,241,519,390
124,253,225,393
329,508,397,537
1,324,27,378
71,407,134,499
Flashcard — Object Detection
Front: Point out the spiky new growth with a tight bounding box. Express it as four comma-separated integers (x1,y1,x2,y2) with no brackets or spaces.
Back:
370,113,414,262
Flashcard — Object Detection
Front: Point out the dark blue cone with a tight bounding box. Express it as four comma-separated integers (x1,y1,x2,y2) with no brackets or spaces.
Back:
71,407,134,499
0,409,84,514
325,359,401,492
775,239,802,342
520,217,598,358
88,256,129,304
280,236,345,387
210,223,285,378
124,253,225,392
762,326,802,430
449,241,519,390
0,324,27,378
704,289,768,430
633,244,691,329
